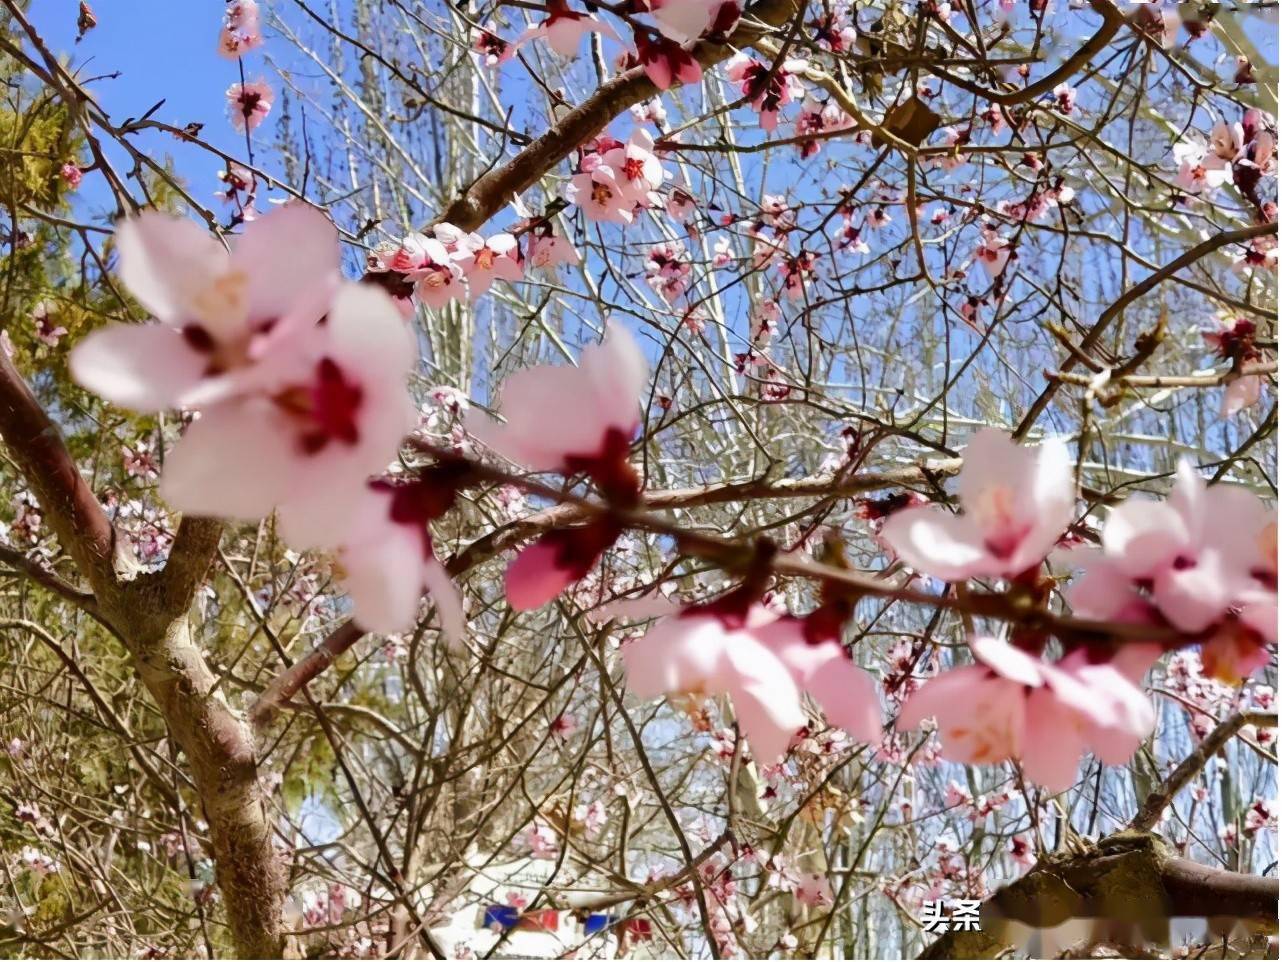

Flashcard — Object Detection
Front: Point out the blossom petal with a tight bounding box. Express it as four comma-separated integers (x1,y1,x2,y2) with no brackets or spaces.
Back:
159,400,293,520
505,541,575,611
115,212,229,323
424,554,467,647
879,506,990,580
1020,690,1086,793
340,526,428,635
971,635,1044,687
1101,498,1186,577
233,203,341,326
70,324,208,412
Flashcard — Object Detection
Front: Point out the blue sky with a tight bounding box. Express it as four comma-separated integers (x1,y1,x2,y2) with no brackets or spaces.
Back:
27,1,276,224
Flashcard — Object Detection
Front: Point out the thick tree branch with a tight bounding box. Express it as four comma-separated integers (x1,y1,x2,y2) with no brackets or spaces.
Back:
430,0,802,233
919,832,1279,959
0,349,120,594
0,542,103,620
0,353,286,958
249,618,364,727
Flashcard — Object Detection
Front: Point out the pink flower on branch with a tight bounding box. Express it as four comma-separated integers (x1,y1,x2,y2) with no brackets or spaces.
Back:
1068,460,1276,681
327,475,466,640
641,0,737,45
633,33,702,91
621,604,807,763
71,204,341,413
896,635,1155,792
466,320,647,486
218,0,264,58
227,79,273,132
879,428,1075,581
525,228,581,270
157,284,416,536
724,53,807,132
468,323,648,609
450,230,524,299
568,166,637,224
622,591,882,763
508,0,620,58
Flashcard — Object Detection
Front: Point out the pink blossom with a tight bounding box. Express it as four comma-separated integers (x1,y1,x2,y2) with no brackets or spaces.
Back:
122,441,159,480
525,230,580,270
226,80,273,132
1052,83,1077,115
1173,138,1233,195
1130,2,1180,49
644,241,692,302
465,321,647,475
575,799,607,837
19,846,59,878
974,227,1013,278
59,163,82,189
631,96,668,126
794,872,834,908
468,323,646,608
1245,799,1277,835
455,232,523,298
600,128,667,204
1221,373,1264,417
880,428,1075,581
724,54,807,132
1209,120,1246,163
623,602,882,762
31,301,67,346
567,166,635,224
156,284,416,538
1069,461,1272,642
666,188,697,222
644,0,721,44
218,0,263,58
216,163,255,207
509,0,619,58
896,635,1155,792
522,821,559,859
621,604,807,763
71,204,341,413
634,34,702,90
323,479,465,640
550,713,578,739
503,516,624,611
473,24,508,66
399,232,466,308
1009,835,1037,868
753,617,883,744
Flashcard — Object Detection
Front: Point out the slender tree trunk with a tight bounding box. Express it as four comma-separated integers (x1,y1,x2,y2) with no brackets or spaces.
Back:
0,349,288,958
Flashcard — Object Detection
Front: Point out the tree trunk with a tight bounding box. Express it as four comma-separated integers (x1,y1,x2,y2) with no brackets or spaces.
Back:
0,349,288,958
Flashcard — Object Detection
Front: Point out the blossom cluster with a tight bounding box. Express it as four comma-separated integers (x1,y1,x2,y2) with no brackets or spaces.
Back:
567,129,670,224
70,205,461,637
367,217,578,317
221,0,273,133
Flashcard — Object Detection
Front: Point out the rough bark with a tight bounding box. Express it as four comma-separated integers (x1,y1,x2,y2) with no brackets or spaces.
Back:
0,348,287,958
919,831,1279,960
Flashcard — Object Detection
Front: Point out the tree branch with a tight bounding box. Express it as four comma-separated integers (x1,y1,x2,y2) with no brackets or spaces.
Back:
1131,710,1278,833
1015,222,1279,438
0,349,120,595
429,0,803,233
919,832,1279,959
